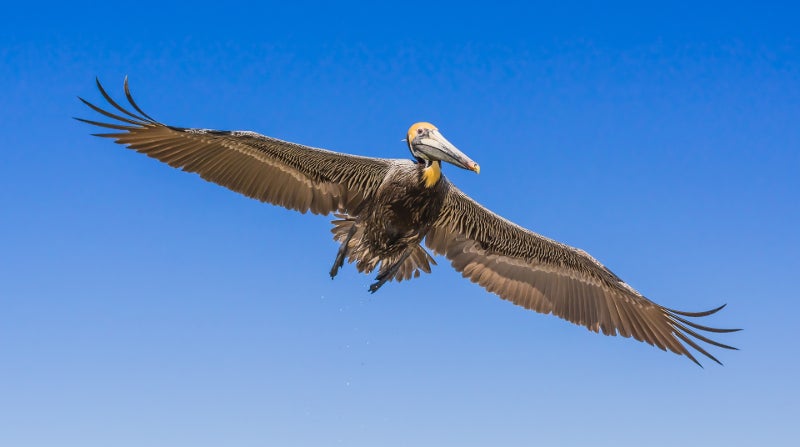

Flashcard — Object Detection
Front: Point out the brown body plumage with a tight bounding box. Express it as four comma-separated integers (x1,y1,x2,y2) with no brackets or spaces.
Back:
78,78,739,366
331,162,447,288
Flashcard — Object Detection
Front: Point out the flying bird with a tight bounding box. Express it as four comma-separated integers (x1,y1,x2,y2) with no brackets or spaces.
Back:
77,78,739,366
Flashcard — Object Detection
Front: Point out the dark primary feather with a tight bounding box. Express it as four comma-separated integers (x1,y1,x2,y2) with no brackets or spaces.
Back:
426,183,740,366
76,77,392,215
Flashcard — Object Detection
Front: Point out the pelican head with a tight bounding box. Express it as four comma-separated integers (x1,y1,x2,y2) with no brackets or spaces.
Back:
406,122,480,174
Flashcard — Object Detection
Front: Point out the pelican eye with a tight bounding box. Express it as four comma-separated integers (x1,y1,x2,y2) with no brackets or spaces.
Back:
417,128,424,135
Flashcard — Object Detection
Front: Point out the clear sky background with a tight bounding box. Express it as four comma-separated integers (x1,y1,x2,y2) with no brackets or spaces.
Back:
1,1,798,446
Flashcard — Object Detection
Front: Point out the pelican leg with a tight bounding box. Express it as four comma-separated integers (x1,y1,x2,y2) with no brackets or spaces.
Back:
369,249,412,293
330,224,357,279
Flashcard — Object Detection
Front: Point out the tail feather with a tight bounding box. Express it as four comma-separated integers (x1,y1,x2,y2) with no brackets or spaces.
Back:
330,215,435,282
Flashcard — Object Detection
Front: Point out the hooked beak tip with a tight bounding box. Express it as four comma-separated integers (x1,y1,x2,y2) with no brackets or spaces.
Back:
469,162,480,174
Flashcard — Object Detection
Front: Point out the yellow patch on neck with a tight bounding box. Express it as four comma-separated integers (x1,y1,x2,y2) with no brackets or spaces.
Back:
423,161,441,188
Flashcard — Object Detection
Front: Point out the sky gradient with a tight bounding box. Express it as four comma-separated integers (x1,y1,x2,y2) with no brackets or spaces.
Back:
2,1,799,446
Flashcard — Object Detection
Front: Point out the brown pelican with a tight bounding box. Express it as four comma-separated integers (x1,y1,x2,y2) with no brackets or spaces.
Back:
77,78,739,366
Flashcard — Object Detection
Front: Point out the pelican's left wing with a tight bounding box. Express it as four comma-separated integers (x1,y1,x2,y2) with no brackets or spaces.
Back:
426,181,739,365
77,78,393,215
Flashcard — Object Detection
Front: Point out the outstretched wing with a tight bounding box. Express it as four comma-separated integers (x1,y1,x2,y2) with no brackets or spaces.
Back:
426,182,739,366
77,78,393,215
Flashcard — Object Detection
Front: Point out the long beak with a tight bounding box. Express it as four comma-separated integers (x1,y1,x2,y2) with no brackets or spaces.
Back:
414,129,480,174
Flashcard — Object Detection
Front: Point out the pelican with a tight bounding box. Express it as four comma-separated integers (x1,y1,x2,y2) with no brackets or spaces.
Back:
77,78,739,366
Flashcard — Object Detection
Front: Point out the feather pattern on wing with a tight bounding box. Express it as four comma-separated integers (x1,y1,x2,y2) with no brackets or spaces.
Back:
76,78,392,215
426,182,740,366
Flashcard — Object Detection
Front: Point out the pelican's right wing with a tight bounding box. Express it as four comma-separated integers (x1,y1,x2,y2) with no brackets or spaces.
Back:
426,182,739,366
77,78,393,215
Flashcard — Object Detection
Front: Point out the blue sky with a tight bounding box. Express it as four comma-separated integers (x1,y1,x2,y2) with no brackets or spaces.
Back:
1,1,798,446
